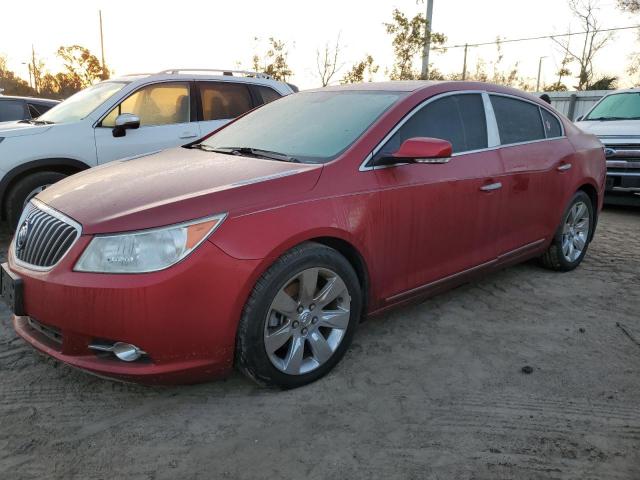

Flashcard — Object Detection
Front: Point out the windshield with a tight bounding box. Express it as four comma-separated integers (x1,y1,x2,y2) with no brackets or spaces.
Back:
585,92,640,120
38,81,128,124
201,90,404,163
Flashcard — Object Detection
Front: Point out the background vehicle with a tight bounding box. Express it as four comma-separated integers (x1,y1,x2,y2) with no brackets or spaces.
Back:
0,69,295,228
4,82,605,389
575,89,640,204
0,93,58,123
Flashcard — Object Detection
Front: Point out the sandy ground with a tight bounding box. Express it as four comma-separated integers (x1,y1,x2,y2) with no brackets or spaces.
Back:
0,206,638,480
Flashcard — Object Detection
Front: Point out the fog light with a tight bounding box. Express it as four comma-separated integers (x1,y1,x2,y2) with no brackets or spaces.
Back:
89,341,146,362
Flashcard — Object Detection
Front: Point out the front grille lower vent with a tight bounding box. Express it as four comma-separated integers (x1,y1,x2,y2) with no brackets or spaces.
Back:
14,202,80,268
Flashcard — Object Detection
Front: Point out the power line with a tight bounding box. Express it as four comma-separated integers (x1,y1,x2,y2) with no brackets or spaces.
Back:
443,24,640,49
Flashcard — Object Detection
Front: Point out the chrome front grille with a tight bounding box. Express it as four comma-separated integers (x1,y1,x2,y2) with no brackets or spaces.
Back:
14,201,81,269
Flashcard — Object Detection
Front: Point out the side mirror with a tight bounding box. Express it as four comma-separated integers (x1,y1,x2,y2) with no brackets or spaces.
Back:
112,113,140,138
379,137,452,166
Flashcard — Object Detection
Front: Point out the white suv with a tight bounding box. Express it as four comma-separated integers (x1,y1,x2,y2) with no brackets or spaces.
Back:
0,69,295,227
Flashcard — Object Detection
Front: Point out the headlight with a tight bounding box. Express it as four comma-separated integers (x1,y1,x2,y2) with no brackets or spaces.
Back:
74,214,226,273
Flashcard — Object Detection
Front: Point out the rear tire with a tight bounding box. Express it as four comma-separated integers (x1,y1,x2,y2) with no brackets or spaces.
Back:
236,242,362,389
6,171,67,231
540,191,594,271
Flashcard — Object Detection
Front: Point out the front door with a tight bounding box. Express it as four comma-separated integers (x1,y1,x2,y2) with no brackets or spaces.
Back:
371,92,505,301
94,81,199,163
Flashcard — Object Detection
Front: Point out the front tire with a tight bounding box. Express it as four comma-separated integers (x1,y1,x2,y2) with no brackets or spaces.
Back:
236,242,362,389
540,191,594,271
6,171,67,230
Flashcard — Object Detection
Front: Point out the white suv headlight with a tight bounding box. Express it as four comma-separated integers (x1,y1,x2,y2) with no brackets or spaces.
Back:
74,214,226,273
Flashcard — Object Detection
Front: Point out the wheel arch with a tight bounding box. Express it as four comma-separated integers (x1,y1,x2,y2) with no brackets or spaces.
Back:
0,158,91,218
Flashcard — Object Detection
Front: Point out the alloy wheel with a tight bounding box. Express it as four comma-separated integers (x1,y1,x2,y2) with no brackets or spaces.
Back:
263,267,351,375
561,201,590,262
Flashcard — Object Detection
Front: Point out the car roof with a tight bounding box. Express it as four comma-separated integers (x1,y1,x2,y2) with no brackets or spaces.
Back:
0,95,59,104
109,70,290,87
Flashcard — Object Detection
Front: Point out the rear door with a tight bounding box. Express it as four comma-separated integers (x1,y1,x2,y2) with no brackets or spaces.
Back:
196,81,255,136
489,94,573,254
94,81,198,163
372,92,505,299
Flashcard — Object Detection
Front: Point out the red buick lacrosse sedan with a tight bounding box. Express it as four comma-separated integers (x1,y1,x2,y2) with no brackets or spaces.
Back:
2,81,605,388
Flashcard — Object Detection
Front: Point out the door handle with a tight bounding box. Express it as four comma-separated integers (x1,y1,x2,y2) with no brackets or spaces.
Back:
480,182,502,192
557,163,572,172
179,132,198,139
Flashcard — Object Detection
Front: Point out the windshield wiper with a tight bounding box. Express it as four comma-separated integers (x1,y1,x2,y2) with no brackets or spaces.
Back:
586,116,632,121
196,145,300,163
17,119,54,125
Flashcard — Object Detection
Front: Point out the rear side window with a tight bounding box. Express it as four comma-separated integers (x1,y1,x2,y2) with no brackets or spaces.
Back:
491,95,545,144
199,82,253,120
377,93,487,157
541,109,562,138
0,100,26,121
256,86,281,105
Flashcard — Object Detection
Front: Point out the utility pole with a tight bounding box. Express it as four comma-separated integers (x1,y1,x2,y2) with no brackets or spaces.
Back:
536,56,547,92
420,0,434,80
31,45,38,93
462,43,468,80
99,10,106,77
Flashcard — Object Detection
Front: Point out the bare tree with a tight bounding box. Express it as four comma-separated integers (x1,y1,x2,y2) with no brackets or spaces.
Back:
617,0,640,84
316,35,344,87
551,0,614,90
618,0,640,11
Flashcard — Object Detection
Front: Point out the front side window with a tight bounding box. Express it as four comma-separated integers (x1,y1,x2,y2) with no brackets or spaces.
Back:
202,90,403,163
102,82,190,127
491,95,545,145
375,93,488,160
584,92,640,120
0,100,26,121
199,82,252,121
541,109,562,138
39,81,127,124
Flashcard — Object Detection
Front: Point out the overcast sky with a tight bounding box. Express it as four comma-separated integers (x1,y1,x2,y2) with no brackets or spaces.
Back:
1,0,639,90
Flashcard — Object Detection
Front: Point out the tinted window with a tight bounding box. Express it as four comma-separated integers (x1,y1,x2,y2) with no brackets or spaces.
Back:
491,95,545,144
256,86,281,105
34,103,54,114
202,91,402,163
102,82,190,127
28,104,41,118
541,109,562,138
199,82,253,120
377,94,487,158
0,100,26,121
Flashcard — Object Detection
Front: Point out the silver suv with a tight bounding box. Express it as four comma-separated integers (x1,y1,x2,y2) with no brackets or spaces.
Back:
0,69,296,227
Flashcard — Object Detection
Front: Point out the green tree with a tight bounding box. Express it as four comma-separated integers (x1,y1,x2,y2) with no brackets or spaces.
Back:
0,55,37,96
384,8,446,80
57,45,109,88
252,38,293,81
341,55,379,84
587,75,618,89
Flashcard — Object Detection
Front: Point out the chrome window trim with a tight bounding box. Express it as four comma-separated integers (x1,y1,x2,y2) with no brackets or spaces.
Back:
488,91,566,139
360,90,493,171
11,198,83,272
360,89,568,172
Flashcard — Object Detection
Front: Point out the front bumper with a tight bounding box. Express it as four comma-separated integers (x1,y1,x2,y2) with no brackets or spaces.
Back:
8,237,261,384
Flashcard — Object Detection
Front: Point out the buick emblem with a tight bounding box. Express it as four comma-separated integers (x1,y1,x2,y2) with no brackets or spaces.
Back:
16,219,30,251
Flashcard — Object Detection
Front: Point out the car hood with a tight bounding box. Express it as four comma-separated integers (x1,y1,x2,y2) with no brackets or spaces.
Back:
37,147,323,234
0,121,53,137
574,119,640,139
